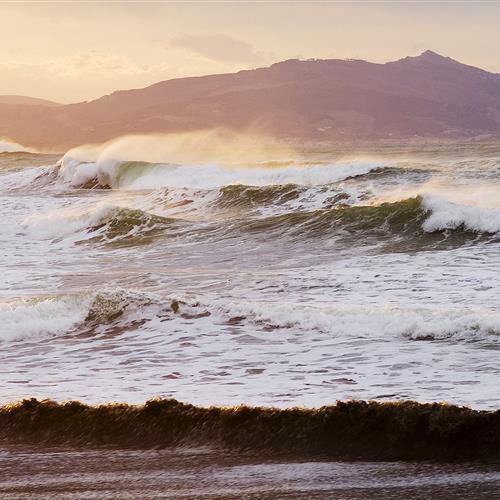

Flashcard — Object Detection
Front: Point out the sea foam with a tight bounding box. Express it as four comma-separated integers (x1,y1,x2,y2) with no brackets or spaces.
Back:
422,194,500,233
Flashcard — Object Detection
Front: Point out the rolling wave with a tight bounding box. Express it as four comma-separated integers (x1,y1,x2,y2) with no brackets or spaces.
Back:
58,156,387,189
0,295,90,342
22,204,177,244
214,183,354,212
230,195,500,246
21,194,500,250
1,398,499,460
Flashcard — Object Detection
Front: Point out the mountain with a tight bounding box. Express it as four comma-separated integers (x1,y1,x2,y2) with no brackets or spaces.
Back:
0,95,61,107
2,50,500,150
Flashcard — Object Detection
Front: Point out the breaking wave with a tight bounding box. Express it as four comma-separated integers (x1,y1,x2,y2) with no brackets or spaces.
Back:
0,295,91,342
0,289,165,342
3,287,499,344
22,204,177,244
228,195,500,246
58,156,386,190
0,165,58,192
21,193,500,249
422,194,500,233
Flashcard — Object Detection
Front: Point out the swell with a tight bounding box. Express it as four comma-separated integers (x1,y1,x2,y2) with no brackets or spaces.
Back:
230,196,500,249
214,183,353,211
23,195,500,250
1,398,499,460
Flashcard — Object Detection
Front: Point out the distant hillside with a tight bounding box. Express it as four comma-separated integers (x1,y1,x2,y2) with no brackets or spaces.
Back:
0,95,61,107
1,50,500,150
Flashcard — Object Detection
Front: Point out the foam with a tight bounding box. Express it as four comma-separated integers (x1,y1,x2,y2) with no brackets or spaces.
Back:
422,194,500,233
0,165,56,192
0,289,161,343
7,284,498,346
211,300,500,342
22,203,121,240
0,296,90,342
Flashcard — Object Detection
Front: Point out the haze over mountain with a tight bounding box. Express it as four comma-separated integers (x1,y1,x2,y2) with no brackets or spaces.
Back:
2,50,500,151
0,95,61,107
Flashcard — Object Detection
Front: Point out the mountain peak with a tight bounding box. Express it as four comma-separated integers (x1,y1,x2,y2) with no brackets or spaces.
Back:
419,49,446,60
393,50,458,67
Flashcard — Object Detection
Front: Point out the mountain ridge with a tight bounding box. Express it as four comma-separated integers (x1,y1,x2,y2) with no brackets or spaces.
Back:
2,51,500,150
0,95,61,107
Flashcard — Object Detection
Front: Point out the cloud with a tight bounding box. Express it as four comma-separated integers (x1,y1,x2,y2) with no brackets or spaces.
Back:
0,52,170,79
170,33,264,65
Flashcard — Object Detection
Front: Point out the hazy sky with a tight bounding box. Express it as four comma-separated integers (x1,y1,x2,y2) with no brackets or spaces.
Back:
1,1,499,103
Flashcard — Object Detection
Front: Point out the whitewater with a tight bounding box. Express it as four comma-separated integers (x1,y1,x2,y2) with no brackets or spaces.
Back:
1,138,500,409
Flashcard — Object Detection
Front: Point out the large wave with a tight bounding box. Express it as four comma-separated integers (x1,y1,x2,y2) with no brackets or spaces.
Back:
1,398,499,460
226,194,500,247
58,156,385,190
21,193,500,249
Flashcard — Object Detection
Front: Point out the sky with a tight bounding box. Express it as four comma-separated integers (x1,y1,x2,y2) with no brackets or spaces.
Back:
1,1,499,103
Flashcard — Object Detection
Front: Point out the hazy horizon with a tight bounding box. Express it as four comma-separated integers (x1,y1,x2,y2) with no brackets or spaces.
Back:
2,1,500,103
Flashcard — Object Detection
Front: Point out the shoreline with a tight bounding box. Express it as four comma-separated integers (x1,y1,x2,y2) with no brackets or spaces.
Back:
2,398,499,461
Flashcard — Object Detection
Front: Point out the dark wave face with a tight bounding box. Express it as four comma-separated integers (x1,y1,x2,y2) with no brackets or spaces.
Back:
215,184,353,211
235,196,426,237
216,184,305,209
85,207,178,247
2,398,500,461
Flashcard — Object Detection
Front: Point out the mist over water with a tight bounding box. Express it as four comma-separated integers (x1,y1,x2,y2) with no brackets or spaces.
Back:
1,136,500,409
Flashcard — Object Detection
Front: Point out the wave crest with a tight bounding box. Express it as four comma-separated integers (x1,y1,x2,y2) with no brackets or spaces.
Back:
0,289,165,342
422,194,500,234
22,205,176,244
58,155,386,190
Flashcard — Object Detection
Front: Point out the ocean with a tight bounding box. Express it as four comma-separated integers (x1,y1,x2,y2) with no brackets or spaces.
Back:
1,138,499,409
